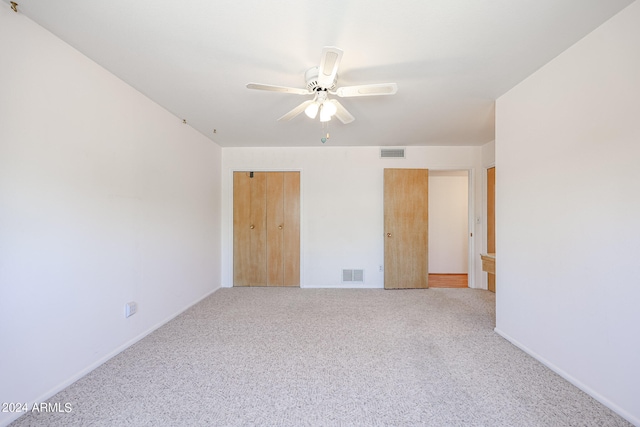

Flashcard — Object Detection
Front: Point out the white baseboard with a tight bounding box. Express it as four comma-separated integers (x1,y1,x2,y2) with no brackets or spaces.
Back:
494,327,639,427
1,287,221,427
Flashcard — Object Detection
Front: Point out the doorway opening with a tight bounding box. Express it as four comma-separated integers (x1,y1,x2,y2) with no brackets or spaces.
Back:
428,170,469,288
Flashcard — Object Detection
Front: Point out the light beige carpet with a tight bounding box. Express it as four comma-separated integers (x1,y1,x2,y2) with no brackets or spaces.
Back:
10,288,630,426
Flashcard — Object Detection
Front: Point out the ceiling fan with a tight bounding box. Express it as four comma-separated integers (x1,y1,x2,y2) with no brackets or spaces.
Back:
246,47,398,124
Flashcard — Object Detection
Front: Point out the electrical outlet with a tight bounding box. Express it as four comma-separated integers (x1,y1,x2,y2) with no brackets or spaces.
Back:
379,265,383,272
125,301,137,318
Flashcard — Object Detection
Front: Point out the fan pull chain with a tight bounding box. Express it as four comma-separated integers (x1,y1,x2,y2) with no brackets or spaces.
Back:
321,122,330,144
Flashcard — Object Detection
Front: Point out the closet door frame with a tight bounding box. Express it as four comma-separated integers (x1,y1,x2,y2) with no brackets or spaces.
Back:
231,169,302,287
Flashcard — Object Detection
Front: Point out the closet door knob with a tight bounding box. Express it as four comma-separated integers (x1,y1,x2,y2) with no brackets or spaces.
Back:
387,232,392,237
250,225,255,229
278,225,283,230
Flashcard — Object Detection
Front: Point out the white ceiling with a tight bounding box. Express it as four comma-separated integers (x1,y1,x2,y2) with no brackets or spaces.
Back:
8,0,633,147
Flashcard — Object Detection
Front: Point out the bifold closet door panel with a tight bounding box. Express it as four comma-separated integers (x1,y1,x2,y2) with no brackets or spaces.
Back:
266,172,284,286
233,172,251,287
233,172,267,287
283,172,300,287
249,173,267,286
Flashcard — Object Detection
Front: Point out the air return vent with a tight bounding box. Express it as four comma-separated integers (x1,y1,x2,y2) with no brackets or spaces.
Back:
380,147,405,158
342,269,364,283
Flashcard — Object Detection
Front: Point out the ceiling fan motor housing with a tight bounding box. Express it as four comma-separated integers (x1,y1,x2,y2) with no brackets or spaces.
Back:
305,67,337,92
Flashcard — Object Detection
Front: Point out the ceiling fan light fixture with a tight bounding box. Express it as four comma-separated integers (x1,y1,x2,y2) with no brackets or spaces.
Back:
304,102,319,119
322,100,337,117
319,104,332,122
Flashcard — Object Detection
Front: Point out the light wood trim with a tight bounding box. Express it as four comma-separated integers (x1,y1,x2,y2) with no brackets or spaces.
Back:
487,167,495,293
487,167,495,254
480,254,495,275
428,274,467,288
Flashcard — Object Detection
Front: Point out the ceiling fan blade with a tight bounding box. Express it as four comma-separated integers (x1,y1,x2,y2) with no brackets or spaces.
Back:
335,83,398,97
328,99,355,124
247,83,310,95
278,100,315,121
317,46,343,89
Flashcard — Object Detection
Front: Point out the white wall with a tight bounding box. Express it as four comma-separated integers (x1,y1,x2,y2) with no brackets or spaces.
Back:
482,140,495,169
0,9,222,426
495,2,640,424
222,146,484,289
428,171,469,274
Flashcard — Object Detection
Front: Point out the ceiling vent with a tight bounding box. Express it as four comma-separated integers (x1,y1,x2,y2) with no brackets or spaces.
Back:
342,269,364,283
380,147,405,158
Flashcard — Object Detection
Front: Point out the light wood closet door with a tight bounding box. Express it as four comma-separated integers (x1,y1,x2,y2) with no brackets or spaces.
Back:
233,171,300,287
234,172,266,286
282,173,300,286
384,168,429,289
266,172,284,286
